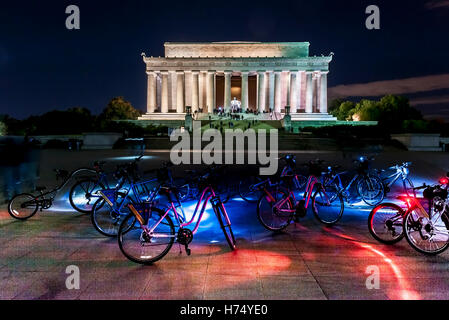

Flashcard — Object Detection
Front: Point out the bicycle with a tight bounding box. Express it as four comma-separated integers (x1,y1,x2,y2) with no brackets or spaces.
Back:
377,162,415,197
174,165,232,203
403,177,449,255
8,166,98,220
257,160,343,231
68,160,112,213
117,166,236,265
368,184,426,245
322,156,384,207
238,154,307,203
91,156,163,237
368,178,449,255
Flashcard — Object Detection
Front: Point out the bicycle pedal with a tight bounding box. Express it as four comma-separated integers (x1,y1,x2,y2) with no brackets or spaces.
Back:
185,244,191,256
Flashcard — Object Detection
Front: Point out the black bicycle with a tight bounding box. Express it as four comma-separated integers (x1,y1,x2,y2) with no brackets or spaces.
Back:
8,166,97,220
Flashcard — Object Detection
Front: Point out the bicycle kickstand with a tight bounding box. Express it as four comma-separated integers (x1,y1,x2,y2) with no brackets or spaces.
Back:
184,243,191,256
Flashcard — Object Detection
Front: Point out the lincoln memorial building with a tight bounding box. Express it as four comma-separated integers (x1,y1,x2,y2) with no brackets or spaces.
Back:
139,41,336,121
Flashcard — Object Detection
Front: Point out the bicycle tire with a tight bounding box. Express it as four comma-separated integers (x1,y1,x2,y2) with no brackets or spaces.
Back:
403,210,449,255
118,207,175,264
91,193,130,237
8,193,39,220
368,202,405,244
312,184,344,226
69,178,105,214
257,187,294,232
357,175,384,206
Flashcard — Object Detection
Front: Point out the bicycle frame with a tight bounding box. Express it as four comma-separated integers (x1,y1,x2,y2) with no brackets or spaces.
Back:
148,185,228,239
35,167,98,203
326,172,359,195
102,177,159,215
262,173,323,214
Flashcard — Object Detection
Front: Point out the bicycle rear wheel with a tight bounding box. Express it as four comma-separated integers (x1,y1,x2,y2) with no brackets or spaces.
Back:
8,193,38,220
312,184,344,226
214,202,236,250
257,188,294,231
69,178,105,213
118,207,175,264
368,203,404,244
404,209,449,255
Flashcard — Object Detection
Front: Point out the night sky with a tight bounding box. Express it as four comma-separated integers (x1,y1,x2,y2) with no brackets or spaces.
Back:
1,0,449,119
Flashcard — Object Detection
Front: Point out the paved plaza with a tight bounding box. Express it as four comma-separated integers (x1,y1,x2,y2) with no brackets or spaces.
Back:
1,149,449,300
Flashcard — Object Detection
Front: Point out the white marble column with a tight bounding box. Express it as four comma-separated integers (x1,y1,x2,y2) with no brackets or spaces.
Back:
274,71,282,113
257,71,266,113
267,71,275,112
241,72,249,111
161,71,169,113
289,71,298,113
298,71,304,111
224,71,232,110
191,71,199,113
199,71,206,111
206,71,215,113
305,72,313,113
146,71,157,113
312,73,318,112
176,71,184,114
319,72,328,113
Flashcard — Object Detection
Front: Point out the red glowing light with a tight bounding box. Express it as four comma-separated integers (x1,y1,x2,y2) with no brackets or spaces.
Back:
439,177,448,185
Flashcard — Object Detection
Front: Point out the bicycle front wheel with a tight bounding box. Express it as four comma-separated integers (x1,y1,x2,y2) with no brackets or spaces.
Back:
257,188,294,231
8,193,38,220
368,203,404,244
69,178,105,214
118,207,175,265
214,202,236,250
357,175,384,206
312,185,344,226
91,193,130,237
404,209,449,255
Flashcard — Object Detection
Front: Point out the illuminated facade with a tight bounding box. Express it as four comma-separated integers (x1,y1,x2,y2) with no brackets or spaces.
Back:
139,42,336,121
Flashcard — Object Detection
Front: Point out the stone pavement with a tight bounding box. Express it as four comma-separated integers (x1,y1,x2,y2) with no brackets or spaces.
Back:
1,149,449,300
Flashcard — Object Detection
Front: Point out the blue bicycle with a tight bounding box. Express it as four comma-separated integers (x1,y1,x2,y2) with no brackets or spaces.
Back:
91,159,180,237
